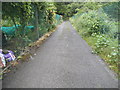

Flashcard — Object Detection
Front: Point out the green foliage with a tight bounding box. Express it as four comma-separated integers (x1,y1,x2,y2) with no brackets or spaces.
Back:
2,2,32,25
107,47,119,64
2,2,58,36
71,10,118,37
2,19,14,27
70,2,119,74
101,2,120,21
55,2,69,20
2,2,62,56
76,2,103,15
55,2,83,20
92,34,110,53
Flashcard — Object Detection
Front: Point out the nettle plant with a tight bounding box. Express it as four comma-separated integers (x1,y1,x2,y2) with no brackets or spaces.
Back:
92,34,110,53
78,11,110,36
107,46,119,64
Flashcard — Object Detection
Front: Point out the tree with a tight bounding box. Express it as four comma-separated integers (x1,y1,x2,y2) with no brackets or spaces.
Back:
55,2,83,20
2,2,32,36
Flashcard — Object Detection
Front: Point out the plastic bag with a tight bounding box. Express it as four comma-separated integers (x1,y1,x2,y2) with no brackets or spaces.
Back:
3,50,16,62
0,49,16,68
0,53,6,68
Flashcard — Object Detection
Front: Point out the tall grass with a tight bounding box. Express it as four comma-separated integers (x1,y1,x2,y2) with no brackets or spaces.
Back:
70,9,119,75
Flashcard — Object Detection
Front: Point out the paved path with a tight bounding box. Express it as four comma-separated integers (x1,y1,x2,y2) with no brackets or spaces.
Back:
3,21,118,88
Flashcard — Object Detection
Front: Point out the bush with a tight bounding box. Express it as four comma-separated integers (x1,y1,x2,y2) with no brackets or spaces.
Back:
71,10,118,38
91,34,110,53
70,7,119,74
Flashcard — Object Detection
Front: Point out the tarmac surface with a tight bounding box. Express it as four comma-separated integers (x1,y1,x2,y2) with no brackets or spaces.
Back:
2,21,118,88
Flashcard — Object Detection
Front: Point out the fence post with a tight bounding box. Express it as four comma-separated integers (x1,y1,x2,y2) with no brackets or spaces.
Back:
35,5,39,40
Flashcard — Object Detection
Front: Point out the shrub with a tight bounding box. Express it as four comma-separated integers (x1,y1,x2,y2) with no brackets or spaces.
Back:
71,10,118,37
70,7,119,74
92,34,110,53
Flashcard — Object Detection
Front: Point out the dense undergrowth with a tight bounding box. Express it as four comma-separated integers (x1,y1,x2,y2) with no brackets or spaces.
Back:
2,18,62,57
70,2,119,75
1,2,63,56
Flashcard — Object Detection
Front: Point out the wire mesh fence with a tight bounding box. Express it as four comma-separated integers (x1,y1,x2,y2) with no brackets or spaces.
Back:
71,2,119,43
70,2,119,74
1,2,63,57
0,2,63,79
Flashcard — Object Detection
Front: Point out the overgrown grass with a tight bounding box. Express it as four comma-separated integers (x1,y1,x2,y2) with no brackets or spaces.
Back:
70,8,119,76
